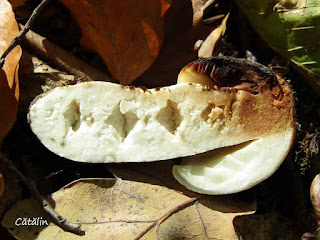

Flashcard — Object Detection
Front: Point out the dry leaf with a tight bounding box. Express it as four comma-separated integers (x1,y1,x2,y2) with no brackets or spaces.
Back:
8,0,27,9
0,0,22,142
2,177,255,239
134,0,216,88
192,0,207,26
17,51,82,116
198,12,229,58
59,0,171,85
8,0,34,19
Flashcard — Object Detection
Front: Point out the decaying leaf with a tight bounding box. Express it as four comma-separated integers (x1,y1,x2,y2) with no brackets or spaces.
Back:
0,0,22,142
198,12,229,57
2,177,255,239
17,51,82,116
191,0,207,26
191,0,221,27
59,0,171,85
191,0,230,57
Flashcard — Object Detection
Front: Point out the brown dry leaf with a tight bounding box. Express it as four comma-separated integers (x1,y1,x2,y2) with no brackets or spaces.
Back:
17,51,81,116
134,0,216,88
192,0,217,26
0,0,22,142
8,0,34,19
2,177,255,239
59,0,171,85
198,12,229,58
8,0,26,9
192,0,207,26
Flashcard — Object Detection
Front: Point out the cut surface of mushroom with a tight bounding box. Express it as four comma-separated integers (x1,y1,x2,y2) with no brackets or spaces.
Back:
28,56,295,188
172,56,295,194
172,128,295,194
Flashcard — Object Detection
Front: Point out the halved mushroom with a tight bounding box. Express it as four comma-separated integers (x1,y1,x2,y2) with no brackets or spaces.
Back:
173,57,295,194
28,56,295,195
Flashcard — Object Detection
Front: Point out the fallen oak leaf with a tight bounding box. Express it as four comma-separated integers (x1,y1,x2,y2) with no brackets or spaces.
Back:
0,0,22,142
59,0,172,85
2,178,255,239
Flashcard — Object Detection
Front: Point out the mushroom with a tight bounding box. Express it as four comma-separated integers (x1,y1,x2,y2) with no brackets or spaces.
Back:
173,57,295,194
28,56,295,193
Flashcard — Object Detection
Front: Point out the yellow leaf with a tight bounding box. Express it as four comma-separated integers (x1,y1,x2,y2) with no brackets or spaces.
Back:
198,13,229,58
2,175,255,239
59,0,171,85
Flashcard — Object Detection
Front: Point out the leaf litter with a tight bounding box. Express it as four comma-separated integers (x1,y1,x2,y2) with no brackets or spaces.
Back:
2,175,256,240
2,0,319,239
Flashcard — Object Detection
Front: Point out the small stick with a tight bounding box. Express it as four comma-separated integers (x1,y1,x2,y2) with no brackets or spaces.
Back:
0,152,85,236
0,0,52,68
22,28,113,82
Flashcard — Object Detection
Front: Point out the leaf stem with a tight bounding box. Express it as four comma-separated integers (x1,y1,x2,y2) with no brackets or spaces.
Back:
0,152,85,236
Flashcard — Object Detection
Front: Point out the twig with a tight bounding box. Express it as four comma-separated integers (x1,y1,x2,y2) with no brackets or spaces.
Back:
0,152,85,236
21,27,114,82
133,195,205,240
0,0,52,68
